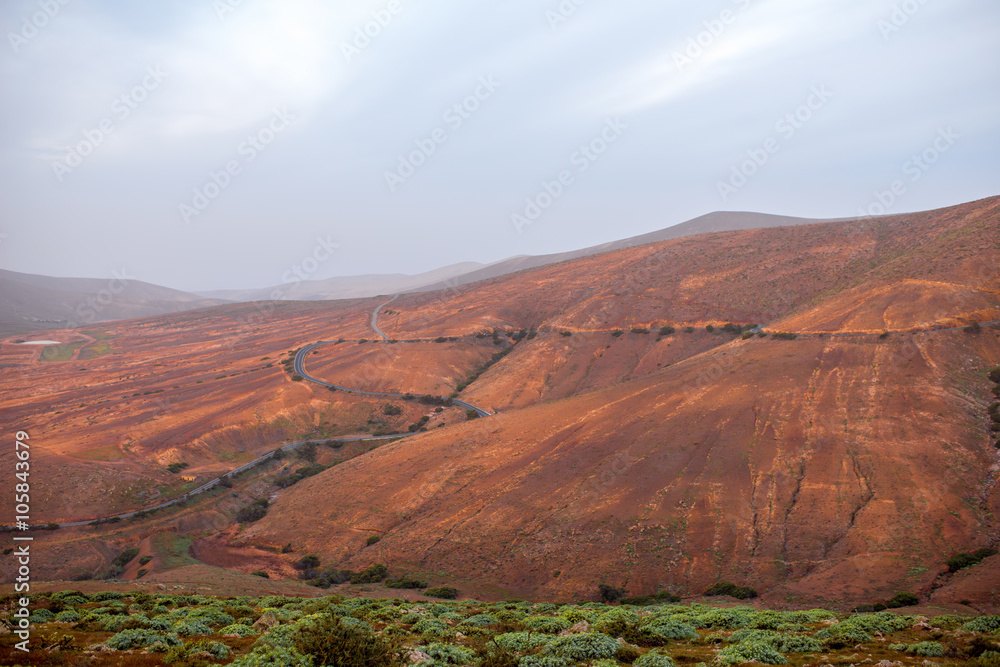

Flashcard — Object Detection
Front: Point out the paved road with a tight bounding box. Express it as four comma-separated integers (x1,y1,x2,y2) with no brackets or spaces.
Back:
759,319,1000,338
370,295,398,341
2,433,406,530
293,296,493,417
294,342,491,417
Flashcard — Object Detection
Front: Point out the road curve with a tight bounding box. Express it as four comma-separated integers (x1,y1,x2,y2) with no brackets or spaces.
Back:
370,295,398,341
294,343,491,417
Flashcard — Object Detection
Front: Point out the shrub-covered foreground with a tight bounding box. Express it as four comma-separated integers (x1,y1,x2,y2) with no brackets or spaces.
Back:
2,590,997,665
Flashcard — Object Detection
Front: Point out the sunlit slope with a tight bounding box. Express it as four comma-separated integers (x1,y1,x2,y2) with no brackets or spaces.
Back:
244,326,1000,603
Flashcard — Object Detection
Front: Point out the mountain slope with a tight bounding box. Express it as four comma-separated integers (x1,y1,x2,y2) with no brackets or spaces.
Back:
413,211,849,293
3,195,998,604
0,268,228,336
238,195,1000,603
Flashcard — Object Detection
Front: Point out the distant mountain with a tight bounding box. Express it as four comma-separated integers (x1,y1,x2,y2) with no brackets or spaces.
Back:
203,212,849,303
411,211,849,292
196,261,485,302
0,269,228,337
0,211,847,334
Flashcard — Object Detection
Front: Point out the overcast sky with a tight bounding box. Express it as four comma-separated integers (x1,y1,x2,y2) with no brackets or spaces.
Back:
1,0,998,291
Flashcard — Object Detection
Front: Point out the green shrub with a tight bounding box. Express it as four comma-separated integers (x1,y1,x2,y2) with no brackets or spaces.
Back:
523,616,571,633
139,555,153,565
594,607,639,637
231,646,315,666
366,535,381,546
112,547,140,569
965,616,1000,633
775,634,822,653
28,608,55,622
690,608,754,629
293,613,402,667
422,642,476,664
237,499,269,523
544,632,620,660
615,644,642,663
106,628,181,650
252,571,270,578
93,592,126,602
412,617,450,638
425,586,459,599
493,631,551,653
885,592,919,608
51,590,88,602
908,641,945,657
189,640,231,659
460,613,498,627
385,576,427,589
294,555,321,571
55,610,80,623
949,549,997,572
350,563,388,583
519,657,570,667
598,584,625,603
174,620,213,636
704,582,759,600
221,623,258,636
634,651,676,667
716,640,786,665
639,619,698,643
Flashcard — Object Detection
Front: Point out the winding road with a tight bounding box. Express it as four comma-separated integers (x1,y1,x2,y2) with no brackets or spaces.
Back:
294,295,493,417
370,295,398,341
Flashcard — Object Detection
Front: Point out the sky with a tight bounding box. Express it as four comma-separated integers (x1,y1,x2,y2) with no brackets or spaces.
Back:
0,0,998,292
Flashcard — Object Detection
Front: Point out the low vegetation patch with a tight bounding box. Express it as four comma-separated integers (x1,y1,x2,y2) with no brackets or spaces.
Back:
949,548,998,572
11,588,1000,666
235,498,269,523
704,582,759,600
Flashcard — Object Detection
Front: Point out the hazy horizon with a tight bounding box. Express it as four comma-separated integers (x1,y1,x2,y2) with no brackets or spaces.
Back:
2,1,998,292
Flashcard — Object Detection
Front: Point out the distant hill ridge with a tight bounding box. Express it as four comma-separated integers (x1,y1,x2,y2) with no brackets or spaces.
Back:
201,211,849,302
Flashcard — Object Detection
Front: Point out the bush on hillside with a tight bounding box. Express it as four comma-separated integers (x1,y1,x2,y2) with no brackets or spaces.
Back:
704,582,758,599
236,499,269,523
293,613,402,667
425,587,459,600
